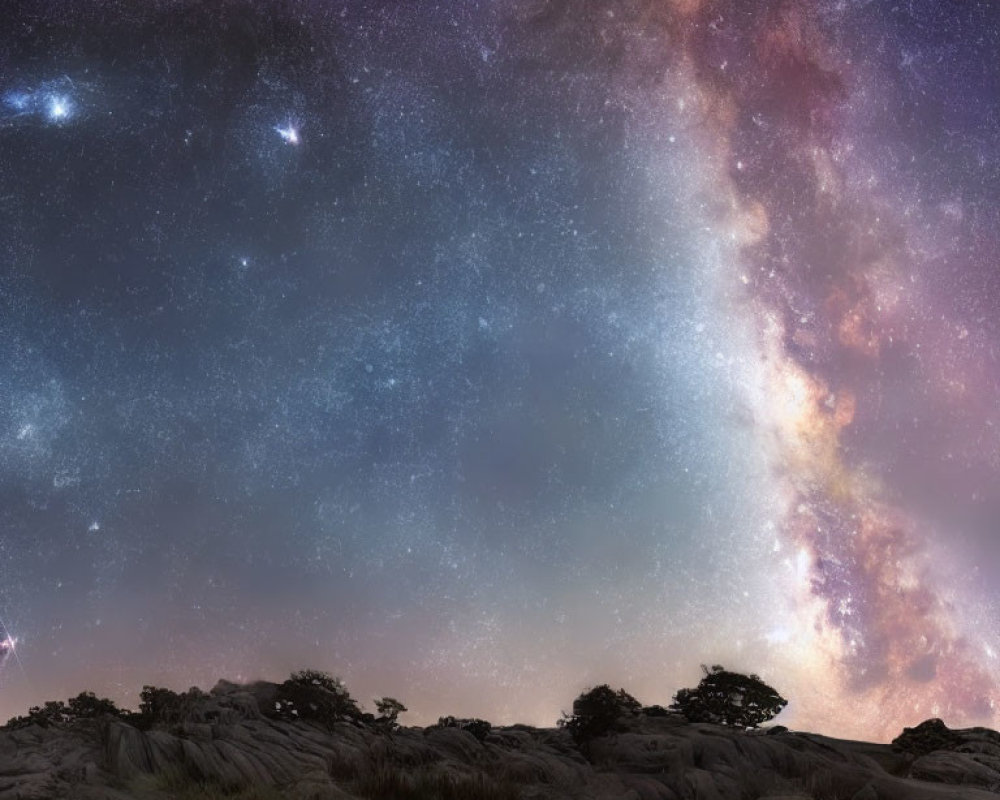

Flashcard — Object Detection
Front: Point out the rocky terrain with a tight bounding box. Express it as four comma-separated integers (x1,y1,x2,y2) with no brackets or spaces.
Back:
2,679,1000,799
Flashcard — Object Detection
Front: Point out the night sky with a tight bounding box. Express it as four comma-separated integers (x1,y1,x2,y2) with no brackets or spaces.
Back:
1,0,999,742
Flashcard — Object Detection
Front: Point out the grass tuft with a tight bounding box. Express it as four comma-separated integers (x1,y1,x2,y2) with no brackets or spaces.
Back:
128,767,285,799
352,762,521,800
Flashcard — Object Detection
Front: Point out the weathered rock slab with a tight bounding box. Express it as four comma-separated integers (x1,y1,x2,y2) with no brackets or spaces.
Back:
3,683,1000,799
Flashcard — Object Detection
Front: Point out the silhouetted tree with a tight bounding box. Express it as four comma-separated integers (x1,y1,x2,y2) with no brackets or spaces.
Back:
67,691,122,718
138,685,184,724
670,665,786,728
3,700,69,729
559,684,641,747
270,669,361,727
4,692,124,730
131,686,217,729
374,696,407,729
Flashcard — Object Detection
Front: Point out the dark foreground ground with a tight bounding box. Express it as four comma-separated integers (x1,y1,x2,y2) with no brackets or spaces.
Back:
2,679,999,799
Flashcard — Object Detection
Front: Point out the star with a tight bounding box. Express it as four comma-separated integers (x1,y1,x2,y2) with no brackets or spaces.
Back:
45,95,71,122
3,91,31,112
275,123,300,145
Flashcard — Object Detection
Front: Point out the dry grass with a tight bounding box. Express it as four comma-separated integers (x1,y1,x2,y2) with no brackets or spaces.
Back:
351,762,521,800
127,766,286,799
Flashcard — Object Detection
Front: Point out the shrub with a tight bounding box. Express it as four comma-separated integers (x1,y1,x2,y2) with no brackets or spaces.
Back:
460,719,492,742
559,684,641,746
133,766,286,799
4,700,70,729
353,763,519,800
430,715,493,742
670,665,787,728
892,718,966,756
4,692,125,730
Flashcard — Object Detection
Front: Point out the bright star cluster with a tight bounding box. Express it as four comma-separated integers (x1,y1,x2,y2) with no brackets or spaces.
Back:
2,77,80,125
0,1,998,743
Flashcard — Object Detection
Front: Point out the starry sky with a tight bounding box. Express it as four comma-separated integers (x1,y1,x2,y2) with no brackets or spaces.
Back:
1,0,999,742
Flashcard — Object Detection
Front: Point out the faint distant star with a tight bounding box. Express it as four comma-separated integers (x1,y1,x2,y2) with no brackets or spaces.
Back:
4,91,30,111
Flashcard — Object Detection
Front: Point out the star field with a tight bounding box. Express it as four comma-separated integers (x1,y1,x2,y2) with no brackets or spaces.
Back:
1,1,999,741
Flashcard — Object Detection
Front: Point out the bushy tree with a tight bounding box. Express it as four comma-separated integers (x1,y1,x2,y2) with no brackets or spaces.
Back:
67,691,122,719
270,669,361,727
559,684,641,746
130,686,214,729
138,685,184,723
670,665,786,728
288,669,349,694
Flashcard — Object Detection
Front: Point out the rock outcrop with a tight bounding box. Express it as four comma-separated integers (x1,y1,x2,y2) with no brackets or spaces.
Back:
2,681,1000,799
892,718,1000,792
